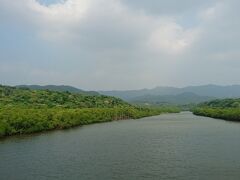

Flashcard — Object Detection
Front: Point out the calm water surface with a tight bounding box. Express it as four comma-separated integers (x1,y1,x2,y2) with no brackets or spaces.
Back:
1,112,240,180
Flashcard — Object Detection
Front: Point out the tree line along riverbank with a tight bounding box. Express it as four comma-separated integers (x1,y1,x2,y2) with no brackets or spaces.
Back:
0,85,180,137
193,98,240,121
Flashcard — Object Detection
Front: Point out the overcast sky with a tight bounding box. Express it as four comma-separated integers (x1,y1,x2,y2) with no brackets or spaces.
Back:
0,0,239,90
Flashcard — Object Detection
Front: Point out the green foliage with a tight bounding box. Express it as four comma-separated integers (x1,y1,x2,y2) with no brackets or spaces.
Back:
193,107,240,121
193,98,240,121
16,85,99,96
0,85,180,137
0,85,130,108
199,98,240,108
0,107,179,137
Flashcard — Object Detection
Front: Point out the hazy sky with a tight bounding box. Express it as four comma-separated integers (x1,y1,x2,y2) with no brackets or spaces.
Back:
0,0,240,90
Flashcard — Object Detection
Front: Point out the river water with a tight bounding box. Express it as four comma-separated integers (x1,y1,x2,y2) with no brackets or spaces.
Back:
1,112,240,180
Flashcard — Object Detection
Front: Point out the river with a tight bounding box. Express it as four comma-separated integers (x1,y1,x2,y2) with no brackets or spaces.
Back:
1,112,240,180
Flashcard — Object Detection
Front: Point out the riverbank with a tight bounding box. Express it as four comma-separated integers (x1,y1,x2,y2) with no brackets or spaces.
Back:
193,98,240,121
0,85,180,137
193,107,240,121
0,107,180,137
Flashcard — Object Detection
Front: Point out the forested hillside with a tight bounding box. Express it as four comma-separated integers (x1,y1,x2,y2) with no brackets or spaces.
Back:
199,99,240,108
16,85,99,96
0,85,129,108
193,98,240,121
0,85,180,137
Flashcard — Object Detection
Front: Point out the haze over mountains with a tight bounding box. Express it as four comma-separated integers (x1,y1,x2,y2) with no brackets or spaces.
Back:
100,85,240,105
100,85,240,98
130,92,214,105
17,84,240,105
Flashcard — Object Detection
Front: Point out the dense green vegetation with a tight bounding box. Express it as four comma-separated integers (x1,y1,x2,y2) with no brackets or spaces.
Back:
0,85,129,108
0,85,180,137
198,99,240,108
0,107,174,137
193,98,240,121
16,85,99,95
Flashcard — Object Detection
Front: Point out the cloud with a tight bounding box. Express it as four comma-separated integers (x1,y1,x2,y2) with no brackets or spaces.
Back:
199,2,225,21
1,0,198,52
147,20,200,54
121,0,219,15
0,0,240,90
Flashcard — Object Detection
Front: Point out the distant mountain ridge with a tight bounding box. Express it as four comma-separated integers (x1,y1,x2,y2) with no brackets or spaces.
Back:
100,85,240,105
16,84,240,105
16,85,99,96
131,92,215,105
100,85,240,99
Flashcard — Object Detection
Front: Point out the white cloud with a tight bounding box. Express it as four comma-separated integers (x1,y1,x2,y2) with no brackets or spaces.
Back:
1,0,200,54
199,2,224,21
147,20,200,54
1,0,240,89
27,0,90,22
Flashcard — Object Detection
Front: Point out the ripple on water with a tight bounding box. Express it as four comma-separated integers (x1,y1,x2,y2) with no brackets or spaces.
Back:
1,112,240,180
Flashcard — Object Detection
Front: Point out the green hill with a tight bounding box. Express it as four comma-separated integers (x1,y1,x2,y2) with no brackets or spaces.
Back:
193,98,240,121
0,85,180,137
199,98,240,108
0,85,128,108
16,85,99,96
